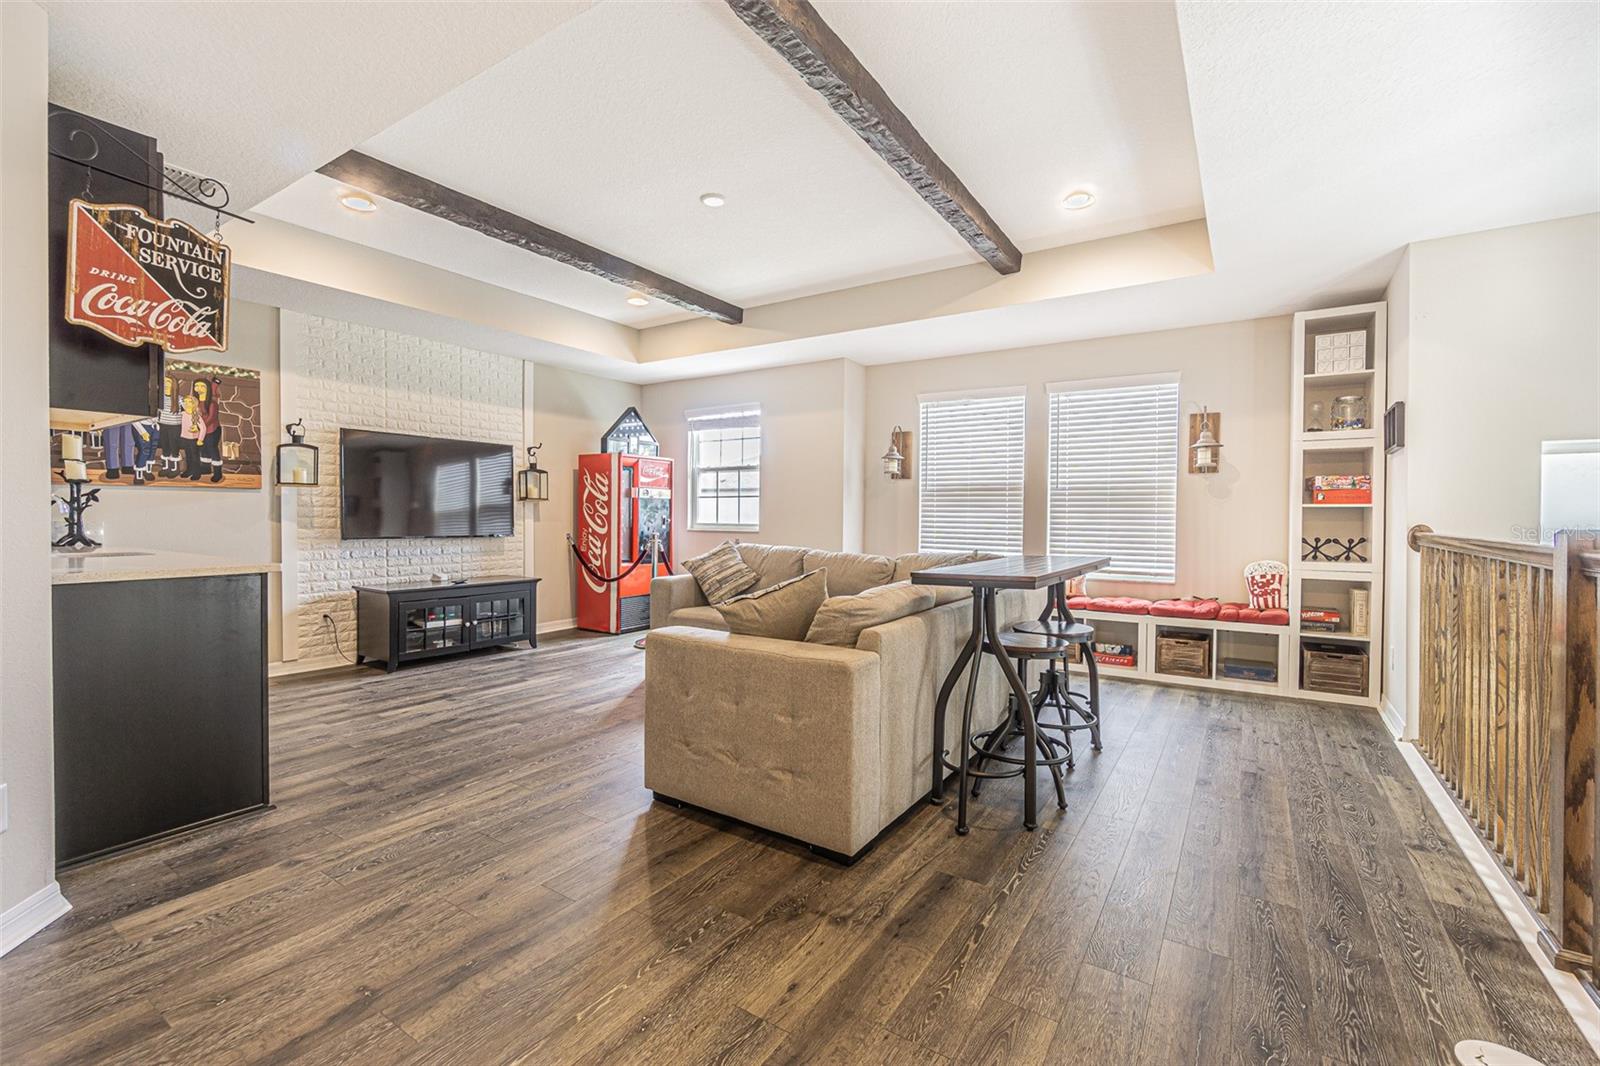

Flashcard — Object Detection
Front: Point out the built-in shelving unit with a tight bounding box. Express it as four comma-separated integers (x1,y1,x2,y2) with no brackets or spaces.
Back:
1289,302,1386,707
1065,609,1291,697
1057,302,1386,708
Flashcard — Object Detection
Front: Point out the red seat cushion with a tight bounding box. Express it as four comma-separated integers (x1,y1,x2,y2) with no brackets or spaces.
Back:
1069,595,1151,615
1220,601,1289,626
1150,599,1221,620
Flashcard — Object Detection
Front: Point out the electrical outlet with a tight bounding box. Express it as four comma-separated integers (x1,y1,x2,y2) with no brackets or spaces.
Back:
0,783,9,834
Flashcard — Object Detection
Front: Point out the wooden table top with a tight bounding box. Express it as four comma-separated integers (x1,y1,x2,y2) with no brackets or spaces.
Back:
910,554,1110,590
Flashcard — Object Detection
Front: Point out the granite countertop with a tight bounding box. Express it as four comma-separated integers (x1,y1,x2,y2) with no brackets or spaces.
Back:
50,548,281,585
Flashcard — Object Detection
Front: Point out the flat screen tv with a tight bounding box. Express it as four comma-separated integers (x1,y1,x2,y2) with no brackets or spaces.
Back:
340,429,515,539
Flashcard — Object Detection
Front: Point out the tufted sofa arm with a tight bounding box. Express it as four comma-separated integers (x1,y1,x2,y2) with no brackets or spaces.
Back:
644,626,882,857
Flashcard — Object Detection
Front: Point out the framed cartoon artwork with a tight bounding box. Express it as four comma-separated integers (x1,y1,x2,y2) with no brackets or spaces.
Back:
48,360,262,489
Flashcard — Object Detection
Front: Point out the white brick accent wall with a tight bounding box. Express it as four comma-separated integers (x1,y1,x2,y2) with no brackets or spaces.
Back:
281,312,526,663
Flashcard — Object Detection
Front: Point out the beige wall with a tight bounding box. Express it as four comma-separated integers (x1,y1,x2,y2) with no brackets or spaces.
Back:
637,319,1292,605
1,0,58,924
1386,213,1600,736
863,318,1293,600
641,359,865,560
90,301,284,660
528,364,641,627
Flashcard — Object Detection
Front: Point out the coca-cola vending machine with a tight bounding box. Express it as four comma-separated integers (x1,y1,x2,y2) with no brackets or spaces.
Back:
575,409,674,634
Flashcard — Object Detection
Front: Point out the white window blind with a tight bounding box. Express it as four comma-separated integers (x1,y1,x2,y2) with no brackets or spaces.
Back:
688,405,761,531
1047,378,1179,582
917,389,1026,554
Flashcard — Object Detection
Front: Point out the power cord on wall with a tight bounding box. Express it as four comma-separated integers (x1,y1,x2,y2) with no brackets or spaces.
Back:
322,613,356,665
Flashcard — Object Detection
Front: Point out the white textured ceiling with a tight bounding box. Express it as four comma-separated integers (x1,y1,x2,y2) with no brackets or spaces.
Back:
250,0,1204,324
44,0,592,208
813,0,1204,252
620,0,1600,378
45,0,1600,381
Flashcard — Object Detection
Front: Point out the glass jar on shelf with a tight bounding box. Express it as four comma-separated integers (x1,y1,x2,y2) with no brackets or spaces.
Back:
1331,394,1367,430
1308,401,1326,432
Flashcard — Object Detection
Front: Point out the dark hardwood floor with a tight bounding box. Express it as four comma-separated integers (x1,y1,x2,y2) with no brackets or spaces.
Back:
3,631,1592,1065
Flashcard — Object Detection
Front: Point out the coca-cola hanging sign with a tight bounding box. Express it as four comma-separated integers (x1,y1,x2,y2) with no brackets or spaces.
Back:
64,199,230,354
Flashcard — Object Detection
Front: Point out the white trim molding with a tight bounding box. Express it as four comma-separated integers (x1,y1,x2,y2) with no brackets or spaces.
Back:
1045,369,1180,394
1380,697,1405,740
1,881,70,956
916,383,1027,404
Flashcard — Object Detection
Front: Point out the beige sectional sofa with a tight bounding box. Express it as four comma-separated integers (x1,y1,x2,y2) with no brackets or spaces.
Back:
645,543,1045,860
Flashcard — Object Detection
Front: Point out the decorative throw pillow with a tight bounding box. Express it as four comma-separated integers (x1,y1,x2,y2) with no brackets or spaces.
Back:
1244,560,1289,611
801,549,895,596
893,550,1002,606
714,569,829,641
805,580,938,647
682,540,760,604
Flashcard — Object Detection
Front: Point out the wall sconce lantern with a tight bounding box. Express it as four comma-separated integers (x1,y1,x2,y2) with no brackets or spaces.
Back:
519,442,550,501
1188,407,1222,474
882,426,910,479
275,419,319,486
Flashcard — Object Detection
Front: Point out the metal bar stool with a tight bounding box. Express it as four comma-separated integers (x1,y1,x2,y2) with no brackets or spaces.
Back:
969,619,1100,800
1010,581,1102,752
967,626,1077,813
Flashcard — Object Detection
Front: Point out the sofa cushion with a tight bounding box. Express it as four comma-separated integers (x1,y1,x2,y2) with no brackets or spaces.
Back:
681,540,759,604
668,605,728,631
734,543,807,589
714,569,829,641
805,580,937,647
802,549,895,597
892,550,1002,605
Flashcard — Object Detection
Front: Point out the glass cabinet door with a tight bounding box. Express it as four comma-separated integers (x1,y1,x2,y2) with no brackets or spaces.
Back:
471,593,528,644
403,602,466,654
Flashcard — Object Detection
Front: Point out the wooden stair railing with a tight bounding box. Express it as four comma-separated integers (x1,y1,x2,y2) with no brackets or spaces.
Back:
1410,526,1599,987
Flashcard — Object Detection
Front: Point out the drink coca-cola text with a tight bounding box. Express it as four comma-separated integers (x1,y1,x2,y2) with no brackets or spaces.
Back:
578,469,610,594
77,281,218,343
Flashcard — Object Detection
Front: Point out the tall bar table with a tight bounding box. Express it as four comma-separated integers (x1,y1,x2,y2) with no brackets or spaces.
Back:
912,554,1109,833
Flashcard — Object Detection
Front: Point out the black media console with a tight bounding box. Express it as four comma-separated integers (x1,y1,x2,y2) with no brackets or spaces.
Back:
355,576,539,672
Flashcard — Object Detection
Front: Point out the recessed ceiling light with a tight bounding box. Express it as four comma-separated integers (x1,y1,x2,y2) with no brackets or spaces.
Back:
626,294,650,307
699,192,726,208
1061,189,1096,211
339,191,377,213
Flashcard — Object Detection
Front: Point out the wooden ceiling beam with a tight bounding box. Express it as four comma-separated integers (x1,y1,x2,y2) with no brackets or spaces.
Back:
317,151,745,324
727,0,1022,275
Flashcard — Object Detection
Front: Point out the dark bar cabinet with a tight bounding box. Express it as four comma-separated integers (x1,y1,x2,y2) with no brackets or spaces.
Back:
52,571,270,867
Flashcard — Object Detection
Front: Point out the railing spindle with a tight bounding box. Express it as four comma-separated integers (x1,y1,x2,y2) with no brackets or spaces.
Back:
1410,528,1599,979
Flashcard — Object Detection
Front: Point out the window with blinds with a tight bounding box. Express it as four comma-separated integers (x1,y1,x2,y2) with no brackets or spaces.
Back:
1046,377,1179,582
917,389,1026,554
688,405,761,531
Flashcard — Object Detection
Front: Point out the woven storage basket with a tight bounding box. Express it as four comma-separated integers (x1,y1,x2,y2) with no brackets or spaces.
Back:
1155,630,1211,678
1301,641,1368,696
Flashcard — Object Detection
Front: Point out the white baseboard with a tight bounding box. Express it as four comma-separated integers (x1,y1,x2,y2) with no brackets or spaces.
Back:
268,655,353,679
1,881,71,956
537,618,576,635
1379,697,1405,740
1394,741,1600,1059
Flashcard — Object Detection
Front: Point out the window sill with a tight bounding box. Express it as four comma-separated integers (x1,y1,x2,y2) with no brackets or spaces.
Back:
689,524,760,534
1090,575,1177,585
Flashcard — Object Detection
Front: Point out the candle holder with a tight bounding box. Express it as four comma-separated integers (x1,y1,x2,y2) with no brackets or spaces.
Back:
53,473,102,550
